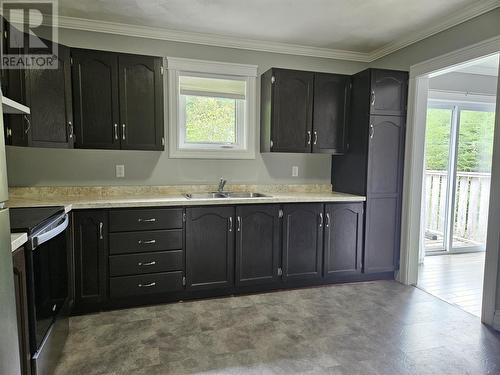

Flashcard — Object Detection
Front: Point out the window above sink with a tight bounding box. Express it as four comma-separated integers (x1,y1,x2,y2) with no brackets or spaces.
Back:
167,57,258,160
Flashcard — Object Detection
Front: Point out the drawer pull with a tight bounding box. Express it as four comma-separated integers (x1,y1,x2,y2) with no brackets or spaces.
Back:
138,239,156,245
138,261,157,266
138,218,156,223
138,282,156,288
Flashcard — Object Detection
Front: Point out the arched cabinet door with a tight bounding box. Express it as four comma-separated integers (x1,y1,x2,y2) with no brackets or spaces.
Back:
282,203,323,282
323,203,363,279
235,205,281,287
370,69,408,116
272,69,314,152
72,49,120,149
118,54,164,150
186,207,235,290
367,116,404,196
74,210,108,312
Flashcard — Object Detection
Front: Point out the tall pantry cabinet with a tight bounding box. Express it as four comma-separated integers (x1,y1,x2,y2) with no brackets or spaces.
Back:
331,68,408,275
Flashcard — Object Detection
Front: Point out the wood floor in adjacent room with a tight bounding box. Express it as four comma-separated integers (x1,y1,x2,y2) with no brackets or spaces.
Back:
418,252,485,317
54,280,500,375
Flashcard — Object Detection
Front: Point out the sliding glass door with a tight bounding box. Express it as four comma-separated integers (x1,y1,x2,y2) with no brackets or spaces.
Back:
424,101,495,254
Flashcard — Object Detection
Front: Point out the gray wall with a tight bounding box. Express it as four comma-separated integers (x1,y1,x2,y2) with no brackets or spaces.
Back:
6,28,366,187
371,8,500,70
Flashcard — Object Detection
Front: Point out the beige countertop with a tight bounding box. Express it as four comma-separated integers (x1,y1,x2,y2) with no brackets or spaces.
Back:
11,233,27,252
7,191,365,210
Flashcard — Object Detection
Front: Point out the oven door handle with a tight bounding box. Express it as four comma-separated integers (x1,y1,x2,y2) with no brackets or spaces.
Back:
33,214,69,248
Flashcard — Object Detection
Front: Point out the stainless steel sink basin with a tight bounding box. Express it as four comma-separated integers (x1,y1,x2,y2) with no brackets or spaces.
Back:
184,192,270,199
223,192,269,198
184,192,227,199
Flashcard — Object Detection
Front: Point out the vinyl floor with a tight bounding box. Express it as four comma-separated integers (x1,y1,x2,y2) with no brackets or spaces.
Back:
54,280,500,374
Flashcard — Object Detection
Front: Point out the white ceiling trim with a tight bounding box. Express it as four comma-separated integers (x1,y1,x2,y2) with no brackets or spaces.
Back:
10,1,500,63
369,0,500,61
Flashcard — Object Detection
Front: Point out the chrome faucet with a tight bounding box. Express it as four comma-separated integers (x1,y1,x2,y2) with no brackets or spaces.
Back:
218,178,227,193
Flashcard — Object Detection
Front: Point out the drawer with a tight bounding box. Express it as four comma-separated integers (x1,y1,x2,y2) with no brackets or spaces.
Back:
109,208,183,232
109,230,182,255
110,271,183,299
109,250,183,277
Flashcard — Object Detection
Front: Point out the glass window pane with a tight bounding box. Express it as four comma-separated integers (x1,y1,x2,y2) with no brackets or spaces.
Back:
452,109,495,250
424,107,453,252
183,95,237,144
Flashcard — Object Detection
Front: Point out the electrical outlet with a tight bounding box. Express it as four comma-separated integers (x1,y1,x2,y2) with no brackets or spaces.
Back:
116,165,125,178
292,166,299,177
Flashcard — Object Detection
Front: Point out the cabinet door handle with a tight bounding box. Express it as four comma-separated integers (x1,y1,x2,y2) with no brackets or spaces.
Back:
138,261,156,266
369,124,374,139
237,216,241,232
313,131,318,145
228,217,233,232
122,123,126,140
319,213,323,228
138,239,156,245
23,115,31,135
138,218,156,223
138,282,156,288
371,90,376,106
326,213,331,228
99,222,104,240
114,123,118,140
68,121,74,139
307,130,312,145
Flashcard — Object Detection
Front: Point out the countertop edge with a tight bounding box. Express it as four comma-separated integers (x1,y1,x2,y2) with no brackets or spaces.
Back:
11,233,28,252
8,192,366,211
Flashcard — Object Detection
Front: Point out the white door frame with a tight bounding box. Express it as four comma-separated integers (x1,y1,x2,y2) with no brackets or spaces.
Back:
398,35,500,327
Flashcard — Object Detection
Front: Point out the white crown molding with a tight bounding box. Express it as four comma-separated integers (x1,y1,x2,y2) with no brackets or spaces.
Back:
6,1,499,63
369,0,500,61
55,16,371,62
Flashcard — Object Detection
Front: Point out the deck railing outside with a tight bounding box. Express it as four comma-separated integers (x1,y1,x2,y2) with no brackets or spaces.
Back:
424,170,491,246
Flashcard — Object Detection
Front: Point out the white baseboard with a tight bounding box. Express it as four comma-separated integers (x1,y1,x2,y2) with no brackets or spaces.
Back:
493,310,500,332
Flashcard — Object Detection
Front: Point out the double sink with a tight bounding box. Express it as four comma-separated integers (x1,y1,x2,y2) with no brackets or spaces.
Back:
184,192,270,199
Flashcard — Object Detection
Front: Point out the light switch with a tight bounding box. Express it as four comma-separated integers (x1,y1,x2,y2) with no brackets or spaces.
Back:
116,165,125,178
292,166,299,177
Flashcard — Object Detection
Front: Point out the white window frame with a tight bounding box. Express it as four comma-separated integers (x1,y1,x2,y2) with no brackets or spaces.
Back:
167,57,257,159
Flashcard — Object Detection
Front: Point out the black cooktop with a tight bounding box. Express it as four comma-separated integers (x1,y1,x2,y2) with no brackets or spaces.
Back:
10,206,65,235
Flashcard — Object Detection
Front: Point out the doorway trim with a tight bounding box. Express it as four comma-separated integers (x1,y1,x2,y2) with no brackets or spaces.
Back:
399,34,500,326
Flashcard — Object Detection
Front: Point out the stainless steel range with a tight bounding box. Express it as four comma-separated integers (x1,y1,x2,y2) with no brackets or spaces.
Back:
10,206,70,375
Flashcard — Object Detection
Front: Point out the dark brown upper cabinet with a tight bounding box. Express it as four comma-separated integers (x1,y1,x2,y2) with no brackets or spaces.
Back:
313,73,351,154
72,48,164,151
370,69,408,116
6,42,74,148
118,54,164,150
261,68,314,153
72,49,120,150
261,68,351,154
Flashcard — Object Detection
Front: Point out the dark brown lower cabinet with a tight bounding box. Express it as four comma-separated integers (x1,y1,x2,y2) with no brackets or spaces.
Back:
73,210,108,312
12,247,30,375
323,203,363,279
364,197,400,273
186,206,235,290
235,205,281,287
282,203,323,282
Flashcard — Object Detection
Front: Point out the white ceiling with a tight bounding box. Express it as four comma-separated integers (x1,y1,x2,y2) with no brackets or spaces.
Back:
56,0,499,61
453,54,499,76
